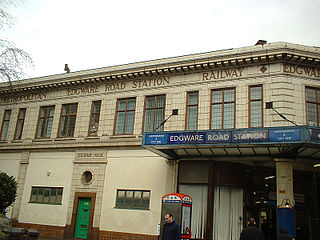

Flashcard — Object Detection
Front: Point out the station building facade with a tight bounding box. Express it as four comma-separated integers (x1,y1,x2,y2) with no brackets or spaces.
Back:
0,41,320,240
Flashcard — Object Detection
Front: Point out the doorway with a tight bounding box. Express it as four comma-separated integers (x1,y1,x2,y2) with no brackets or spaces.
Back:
75,198,92,239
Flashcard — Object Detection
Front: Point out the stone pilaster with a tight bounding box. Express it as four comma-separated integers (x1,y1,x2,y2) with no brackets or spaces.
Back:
12,152,30,220
275,158,294,207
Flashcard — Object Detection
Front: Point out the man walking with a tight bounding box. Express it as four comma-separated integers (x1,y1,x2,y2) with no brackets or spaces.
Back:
162,213,181,240
240,218,265,240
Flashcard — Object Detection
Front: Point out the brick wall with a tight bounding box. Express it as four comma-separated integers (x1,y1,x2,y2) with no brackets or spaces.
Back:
99,230,158,240
13,222,65,239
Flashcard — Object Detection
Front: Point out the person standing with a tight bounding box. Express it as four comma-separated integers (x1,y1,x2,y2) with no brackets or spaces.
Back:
277,227,292,240
240,217,265,240
162,213,181,240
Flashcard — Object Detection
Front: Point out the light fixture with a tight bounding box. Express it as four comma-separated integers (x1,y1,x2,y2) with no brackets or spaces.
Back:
265,175,275,180
153,109,179,132
266,102,298,126
279,198,293,208
314,164,320,168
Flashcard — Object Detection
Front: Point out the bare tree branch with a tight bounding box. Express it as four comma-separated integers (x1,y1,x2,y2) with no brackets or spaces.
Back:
0,0,33,82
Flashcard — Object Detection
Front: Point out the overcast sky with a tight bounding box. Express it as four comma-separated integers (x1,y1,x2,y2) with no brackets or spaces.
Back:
3,0,320,79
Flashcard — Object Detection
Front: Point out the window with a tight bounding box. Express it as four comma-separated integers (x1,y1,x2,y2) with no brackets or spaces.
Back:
211,88,235,129
115,189,150,210
0,110,12,140
14,108,26,140
249,85,263,127
36,106,55,139
58,103,78,137
30,187,63,204
186,91,199,130
144,95,165,132
88,100,101,136
114,98,136,135
306,87,320,126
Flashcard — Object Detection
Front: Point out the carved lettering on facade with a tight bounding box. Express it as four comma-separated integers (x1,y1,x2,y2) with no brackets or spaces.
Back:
105,82,126,92
0,91,48,103
77,152,104,158
283,63,320,78
202,68,245,81
132,78,169,88
67,86,99,96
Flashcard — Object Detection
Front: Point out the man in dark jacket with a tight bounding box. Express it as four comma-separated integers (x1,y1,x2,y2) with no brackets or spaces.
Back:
240,218,265,240
277,227,292,240
162,213,181,240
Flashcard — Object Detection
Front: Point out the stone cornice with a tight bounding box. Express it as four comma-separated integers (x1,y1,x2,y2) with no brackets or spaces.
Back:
0,42,319,94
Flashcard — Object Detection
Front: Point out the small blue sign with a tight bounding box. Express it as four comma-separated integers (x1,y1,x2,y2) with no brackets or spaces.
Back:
269,128,300,142
145,133,168,145
232,130,268,143
310,128,320,142
168,132,206,144
206,131,232,143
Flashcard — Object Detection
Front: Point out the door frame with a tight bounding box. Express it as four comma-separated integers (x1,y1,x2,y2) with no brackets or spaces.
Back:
71,192,96,240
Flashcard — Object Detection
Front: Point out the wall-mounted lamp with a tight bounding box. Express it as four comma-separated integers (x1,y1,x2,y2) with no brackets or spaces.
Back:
279,198,293,208
153,109,179,132
266,102,298,126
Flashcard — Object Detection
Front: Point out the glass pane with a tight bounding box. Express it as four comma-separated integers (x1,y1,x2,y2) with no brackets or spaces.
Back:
0,122,9,140
15,120,24,139
144,109,154,132
212,91,222,103
43,189,50,203
127,99,136,110
156,96,165,108
4,110,11,120
61,105,68,115
59,116,68,137
224,89,235,102
142,191,150,209
154,109,164,131
40,108,46,117
188,92,198,105
70,104,78,114
250,101,262,127
250,86,262,100
187,106,198,130
146,97,155,108
49,189,57,204
49,106,55,117
37,188,44,203
133,191,142,208
223,103,235,129
56,189,63,204
19,109,26,119
30,188,38,202
307,103,317,126
211,105,222,129
306,88,316,102
89,114,99,135
67,116,76,137
37,118,45,138
118,100,127,111
93,101,101,112
117,190,125,207
45,118,53,138
125,191,134,207
125,111,135,134
115,112,125,134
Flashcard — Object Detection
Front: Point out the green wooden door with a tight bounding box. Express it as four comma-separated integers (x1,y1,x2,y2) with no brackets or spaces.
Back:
75,198,91,239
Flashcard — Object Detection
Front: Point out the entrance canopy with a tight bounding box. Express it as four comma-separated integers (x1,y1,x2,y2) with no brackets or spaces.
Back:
142,126,320,163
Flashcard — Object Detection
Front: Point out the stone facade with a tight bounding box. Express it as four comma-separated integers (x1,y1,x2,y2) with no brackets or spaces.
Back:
1,42,320,239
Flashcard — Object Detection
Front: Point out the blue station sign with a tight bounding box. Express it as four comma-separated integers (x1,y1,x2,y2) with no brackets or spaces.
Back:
269,128,300,142
144,127,306,146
